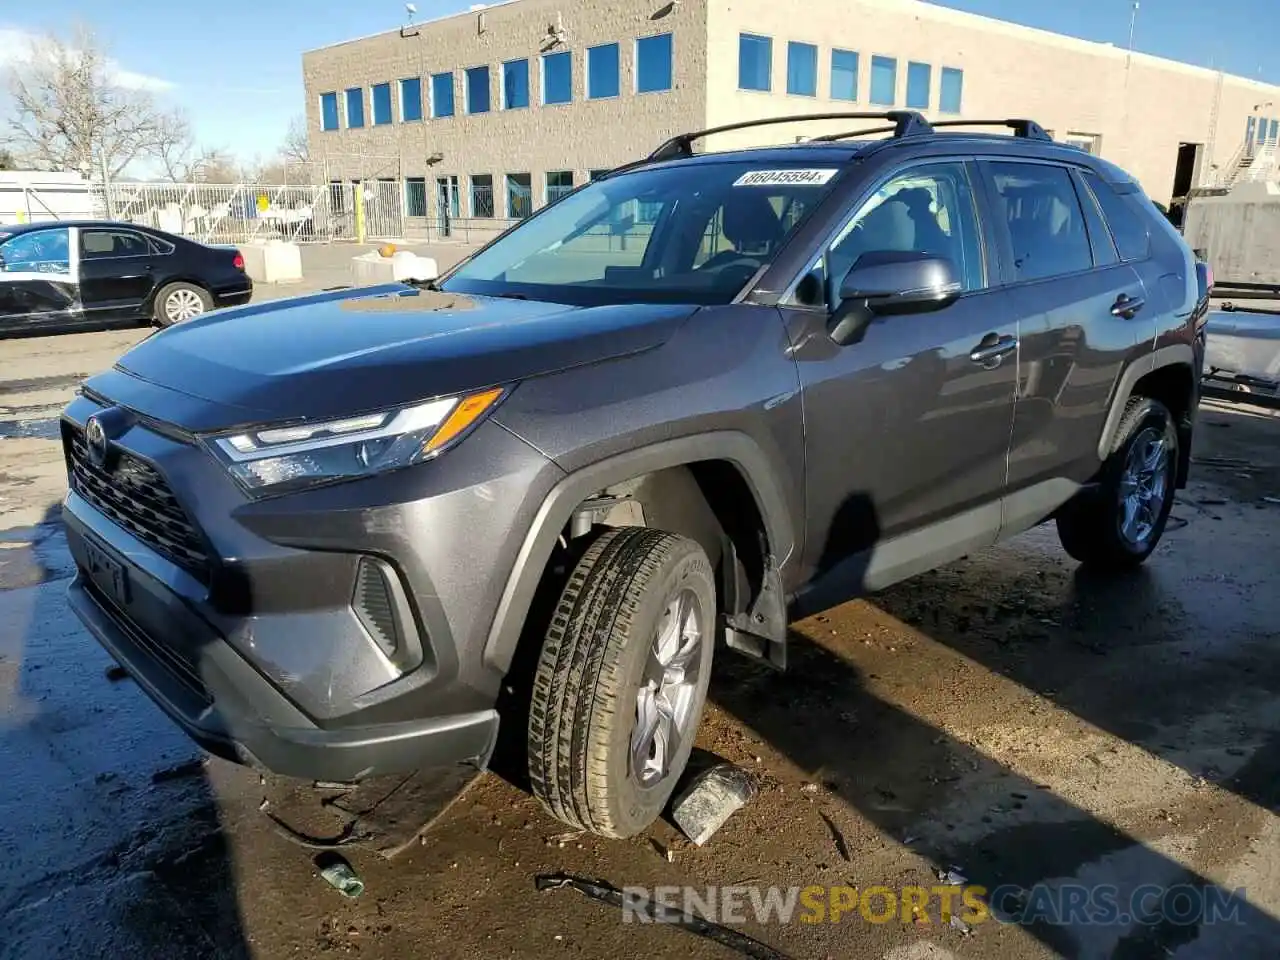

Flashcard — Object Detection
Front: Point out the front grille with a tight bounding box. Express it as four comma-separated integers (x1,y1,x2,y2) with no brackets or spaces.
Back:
63,421,211,582
84,579,213,706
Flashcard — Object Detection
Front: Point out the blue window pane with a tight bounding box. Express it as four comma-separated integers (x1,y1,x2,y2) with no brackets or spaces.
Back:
588,43,620,98
830,49,858,101
371,82,392,124
466,66,490,113
870,55,896,106
503,59,529,109
786,41,817,97
738,33,772,91
345,87,364,127
405,178,427,217
400,78,423,121
320,92,339,130
905,61,930,109
543,51,572,104
1271,119,1279,142
636,33,673,93
939,67,963,113
432,72,454,117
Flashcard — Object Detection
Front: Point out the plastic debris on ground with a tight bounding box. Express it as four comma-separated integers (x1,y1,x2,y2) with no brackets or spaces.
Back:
670,763,758,846
315,852,365,898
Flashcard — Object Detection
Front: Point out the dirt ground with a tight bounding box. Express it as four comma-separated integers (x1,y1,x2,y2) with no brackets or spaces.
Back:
2,323,1279,960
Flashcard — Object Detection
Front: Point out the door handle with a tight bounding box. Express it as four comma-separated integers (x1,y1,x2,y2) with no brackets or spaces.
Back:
969,333,1018,367
1111,293,1145,318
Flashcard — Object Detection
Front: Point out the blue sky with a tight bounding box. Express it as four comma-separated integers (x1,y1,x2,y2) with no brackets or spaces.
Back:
1,0,1276,161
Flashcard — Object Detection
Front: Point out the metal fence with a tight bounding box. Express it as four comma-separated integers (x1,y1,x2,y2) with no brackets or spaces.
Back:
92,179,405,245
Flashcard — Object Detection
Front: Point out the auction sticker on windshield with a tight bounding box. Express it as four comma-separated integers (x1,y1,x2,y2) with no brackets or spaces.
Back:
733,169,839,187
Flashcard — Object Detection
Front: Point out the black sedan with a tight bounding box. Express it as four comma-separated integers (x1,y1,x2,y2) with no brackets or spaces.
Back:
0,220,253,337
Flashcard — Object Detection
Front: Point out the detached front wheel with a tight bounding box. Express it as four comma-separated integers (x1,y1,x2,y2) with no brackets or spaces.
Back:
528,527,715,839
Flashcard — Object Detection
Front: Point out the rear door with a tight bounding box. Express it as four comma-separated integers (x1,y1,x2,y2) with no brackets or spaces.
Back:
979,159,1147,532
77,227,157,322
0,226,80,334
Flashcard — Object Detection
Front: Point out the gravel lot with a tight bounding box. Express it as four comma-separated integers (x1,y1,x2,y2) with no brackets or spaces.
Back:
2,301,1279,959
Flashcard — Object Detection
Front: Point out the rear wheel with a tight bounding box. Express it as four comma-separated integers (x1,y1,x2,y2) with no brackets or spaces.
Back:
154,282,212,327
1056,397,1179,570
527,527,715,839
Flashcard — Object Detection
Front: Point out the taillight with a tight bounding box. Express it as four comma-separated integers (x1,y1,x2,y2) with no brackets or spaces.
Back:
233,253,245,271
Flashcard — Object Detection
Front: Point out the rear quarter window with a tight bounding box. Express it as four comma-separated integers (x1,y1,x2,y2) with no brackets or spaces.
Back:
1082,172,1151,262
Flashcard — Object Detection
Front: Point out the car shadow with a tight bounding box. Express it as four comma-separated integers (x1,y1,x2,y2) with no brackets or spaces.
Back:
704,488,1279,955
0,502,250,959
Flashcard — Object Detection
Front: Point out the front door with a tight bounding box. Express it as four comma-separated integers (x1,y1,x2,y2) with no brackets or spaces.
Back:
77,227,157,322
781,160,1019,595
0,226,80,334
436,177,457,237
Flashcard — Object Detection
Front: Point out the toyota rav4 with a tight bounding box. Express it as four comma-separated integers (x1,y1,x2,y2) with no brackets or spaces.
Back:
60,112,1210,839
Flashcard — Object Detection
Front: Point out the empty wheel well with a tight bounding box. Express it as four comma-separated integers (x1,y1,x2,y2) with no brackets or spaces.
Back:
1131,363,1195,486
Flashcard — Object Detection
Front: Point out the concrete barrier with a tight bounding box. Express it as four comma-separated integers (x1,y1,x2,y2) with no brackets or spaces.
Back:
239,240,303,284
351,249,440,286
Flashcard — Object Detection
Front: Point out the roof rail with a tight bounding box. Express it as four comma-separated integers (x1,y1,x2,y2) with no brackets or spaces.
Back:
810,125,902,142
926,119,1052,141
647,111,933,161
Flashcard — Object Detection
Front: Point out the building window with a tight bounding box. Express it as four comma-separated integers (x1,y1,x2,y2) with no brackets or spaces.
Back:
372,82,393,125
787,41,817,97
738,33,772,91
636,33,673,93
1271,119,1279,143
432,72,455,117
471,175,495,217
589,168,611,180
506,173,532,219
345,87,365,128
830,49,858,101
869,55,896,106
400,78,423,121
503,59,530,109
588,43,620,99
939,67,963,114
543,51,572,104
466,66,491,114
320,92,339,130
405,178,428,217
546,170,575,204
905,62,931,109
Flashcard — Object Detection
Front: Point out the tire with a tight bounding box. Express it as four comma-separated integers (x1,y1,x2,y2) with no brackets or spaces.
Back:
1056,396,1179,570
153,282,213,327
528,526,716,839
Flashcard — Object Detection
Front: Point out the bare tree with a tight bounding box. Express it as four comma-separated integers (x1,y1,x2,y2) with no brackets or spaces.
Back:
3,24,182,178
0,148,15,171
151,110,232,182
280,116,310,164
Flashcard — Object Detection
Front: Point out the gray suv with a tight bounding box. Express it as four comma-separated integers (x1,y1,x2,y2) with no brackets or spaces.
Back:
60,112,1209,840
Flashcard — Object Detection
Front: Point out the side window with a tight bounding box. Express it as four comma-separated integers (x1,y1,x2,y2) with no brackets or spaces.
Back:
1071,170,1120,268
823,162,985,300
82,230,150,259
148,235,176,256
987,162,1093,282
0,228,71,274
1081,172,1152,262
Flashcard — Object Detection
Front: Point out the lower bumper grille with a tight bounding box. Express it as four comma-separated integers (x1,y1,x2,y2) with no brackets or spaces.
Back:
63,421,211,582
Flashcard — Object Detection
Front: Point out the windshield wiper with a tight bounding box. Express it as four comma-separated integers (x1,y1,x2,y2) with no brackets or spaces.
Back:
494,292,529,300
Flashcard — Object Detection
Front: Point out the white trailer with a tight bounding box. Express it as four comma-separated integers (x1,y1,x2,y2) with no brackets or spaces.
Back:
0,171,99,226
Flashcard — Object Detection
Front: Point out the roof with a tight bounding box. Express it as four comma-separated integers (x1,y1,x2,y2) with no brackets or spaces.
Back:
0,220,177,237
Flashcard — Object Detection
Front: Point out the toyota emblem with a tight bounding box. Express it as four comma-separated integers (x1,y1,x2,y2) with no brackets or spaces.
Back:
85,415,109,468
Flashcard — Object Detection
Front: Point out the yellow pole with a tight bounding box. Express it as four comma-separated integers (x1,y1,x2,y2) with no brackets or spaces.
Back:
355,182,366,243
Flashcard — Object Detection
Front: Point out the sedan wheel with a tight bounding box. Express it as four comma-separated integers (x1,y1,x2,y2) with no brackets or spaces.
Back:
165,288,206,323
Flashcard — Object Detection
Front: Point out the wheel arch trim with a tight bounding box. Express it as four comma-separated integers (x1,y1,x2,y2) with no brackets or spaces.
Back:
481,430,797,675
1097,344,1195,460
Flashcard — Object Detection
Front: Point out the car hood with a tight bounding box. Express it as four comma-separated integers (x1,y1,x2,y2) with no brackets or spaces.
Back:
101,283,696,432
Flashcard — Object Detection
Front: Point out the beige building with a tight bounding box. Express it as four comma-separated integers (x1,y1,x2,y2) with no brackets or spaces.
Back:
302,0,1280,235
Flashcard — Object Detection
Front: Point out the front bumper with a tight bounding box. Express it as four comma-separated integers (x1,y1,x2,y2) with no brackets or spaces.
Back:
59,377,564,781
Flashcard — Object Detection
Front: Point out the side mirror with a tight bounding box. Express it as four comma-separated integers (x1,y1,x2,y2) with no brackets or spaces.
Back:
829,250,962,346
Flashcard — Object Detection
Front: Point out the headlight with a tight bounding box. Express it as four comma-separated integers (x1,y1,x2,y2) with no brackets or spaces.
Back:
206,386,506,494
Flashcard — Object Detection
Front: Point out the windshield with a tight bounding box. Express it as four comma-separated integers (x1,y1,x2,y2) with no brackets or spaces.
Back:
442,160,845,306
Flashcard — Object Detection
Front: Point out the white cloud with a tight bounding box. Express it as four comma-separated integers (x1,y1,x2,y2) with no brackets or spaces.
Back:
0,26,175,93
